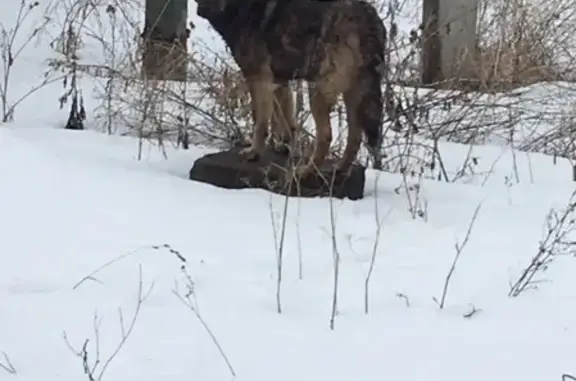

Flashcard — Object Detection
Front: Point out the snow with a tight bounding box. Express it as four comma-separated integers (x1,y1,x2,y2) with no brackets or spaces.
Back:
3,1,576,381
2,125,576,381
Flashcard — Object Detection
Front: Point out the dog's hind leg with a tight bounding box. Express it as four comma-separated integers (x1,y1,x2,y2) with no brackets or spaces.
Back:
295,84,335,177
335,86,364,173
241,78,276,161
271,84,297,155
353,73,383,170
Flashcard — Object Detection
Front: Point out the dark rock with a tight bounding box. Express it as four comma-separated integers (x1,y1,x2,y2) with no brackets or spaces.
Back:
189,147,366,200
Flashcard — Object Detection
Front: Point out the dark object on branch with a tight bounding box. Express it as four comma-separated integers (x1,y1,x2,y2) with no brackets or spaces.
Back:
65,93,85,130
189,147,366,200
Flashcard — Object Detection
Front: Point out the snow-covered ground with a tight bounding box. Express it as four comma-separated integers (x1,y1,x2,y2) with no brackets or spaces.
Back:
3,123,576,381
3,1,576,381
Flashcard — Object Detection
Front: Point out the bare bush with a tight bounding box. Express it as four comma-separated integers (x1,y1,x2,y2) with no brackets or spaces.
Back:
68,243,235,379
65,265,152,381
475,0,576,89
91,4,122,134
509,189,576,297
48,0,126,130
51,21,86,129
45,0,576,193
0,0,57,122
374,0,576,185
170,245,236,378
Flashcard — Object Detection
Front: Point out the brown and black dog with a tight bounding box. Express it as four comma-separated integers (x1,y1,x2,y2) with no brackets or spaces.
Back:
195,0,387,175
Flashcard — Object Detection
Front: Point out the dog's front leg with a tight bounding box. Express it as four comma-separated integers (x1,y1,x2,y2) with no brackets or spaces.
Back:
271,84,298,155
240,78,275,162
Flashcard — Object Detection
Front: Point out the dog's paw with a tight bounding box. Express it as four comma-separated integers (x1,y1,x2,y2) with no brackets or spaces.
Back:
239,146,261,162
272,141,291,156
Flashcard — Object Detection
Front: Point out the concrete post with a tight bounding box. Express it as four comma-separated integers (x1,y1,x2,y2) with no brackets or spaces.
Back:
421,0,479,85
142,0,189,81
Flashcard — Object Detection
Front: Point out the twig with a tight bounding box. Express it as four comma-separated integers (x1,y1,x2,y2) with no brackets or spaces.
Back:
364,172,392,314
268,187,291,314
435,202,483,309
0,352,16,374
295,198,304,280
463,304,482,319
173,263,236,377
328,170,340,331
72,244,167,289
395,293,411,307
65,265,152,381
509,190,576,297
99,266,152,380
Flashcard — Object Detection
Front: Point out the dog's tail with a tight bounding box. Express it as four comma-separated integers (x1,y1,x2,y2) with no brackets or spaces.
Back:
356,3,387,169
356,70,383,169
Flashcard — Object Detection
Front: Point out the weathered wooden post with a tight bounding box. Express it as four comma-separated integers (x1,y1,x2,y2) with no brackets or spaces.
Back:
421,0,479,86
142,0,189,81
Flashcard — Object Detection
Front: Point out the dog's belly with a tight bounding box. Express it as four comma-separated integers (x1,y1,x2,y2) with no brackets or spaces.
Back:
269,45,320,81
270,54,307,81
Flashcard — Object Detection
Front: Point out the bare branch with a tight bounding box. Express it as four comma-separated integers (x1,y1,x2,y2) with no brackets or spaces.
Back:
435,202,483,309
172,255,236,377
0,352,16,375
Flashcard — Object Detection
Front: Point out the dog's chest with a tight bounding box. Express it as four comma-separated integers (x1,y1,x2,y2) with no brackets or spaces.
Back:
264,12,327,80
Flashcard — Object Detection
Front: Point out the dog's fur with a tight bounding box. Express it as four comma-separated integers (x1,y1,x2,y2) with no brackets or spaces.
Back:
195,0,386,175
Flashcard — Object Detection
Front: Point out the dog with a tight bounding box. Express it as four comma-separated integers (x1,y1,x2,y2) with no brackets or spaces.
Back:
194,0,386,176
